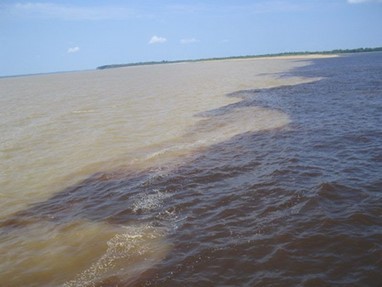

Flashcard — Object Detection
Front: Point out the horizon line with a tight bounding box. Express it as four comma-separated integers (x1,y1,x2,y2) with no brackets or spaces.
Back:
1,46,381,78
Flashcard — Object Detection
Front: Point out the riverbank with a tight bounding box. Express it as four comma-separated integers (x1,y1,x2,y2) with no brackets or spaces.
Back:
96,46,382,70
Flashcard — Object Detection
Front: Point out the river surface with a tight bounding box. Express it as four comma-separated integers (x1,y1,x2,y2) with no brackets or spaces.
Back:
0,53,381,286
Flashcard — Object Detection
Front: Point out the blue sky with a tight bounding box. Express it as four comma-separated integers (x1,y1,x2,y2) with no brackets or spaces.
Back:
1,0,382,76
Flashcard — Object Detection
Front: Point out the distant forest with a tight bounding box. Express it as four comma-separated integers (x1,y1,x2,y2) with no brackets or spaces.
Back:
97,47,382,70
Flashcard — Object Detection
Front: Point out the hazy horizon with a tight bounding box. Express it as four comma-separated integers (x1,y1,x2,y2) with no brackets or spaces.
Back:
1,0,382,77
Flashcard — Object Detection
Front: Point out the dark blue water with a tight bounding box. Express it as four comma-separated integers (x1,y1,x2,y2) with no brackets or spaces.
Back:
2,52,382,286
137,52,382,286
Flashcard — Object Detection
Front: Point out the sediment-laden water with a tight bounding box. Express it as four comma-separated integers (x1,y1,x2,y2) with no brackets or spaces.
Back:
0,53,381,286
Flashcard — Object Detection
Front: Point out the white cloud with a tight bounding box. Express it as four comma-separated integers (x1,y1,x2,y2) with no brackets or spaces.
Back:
148,35,167,44
347,0,382,3
67,46,80,53
180,38,199,44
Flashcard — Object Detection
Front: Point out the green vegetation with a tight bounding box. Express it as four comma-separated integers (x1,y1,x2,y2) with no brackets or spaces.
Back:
96,47,382,70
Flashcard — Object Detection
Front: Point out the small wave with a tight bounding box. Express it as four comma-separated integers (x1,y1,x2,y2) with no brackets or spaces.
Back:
317,181,368,202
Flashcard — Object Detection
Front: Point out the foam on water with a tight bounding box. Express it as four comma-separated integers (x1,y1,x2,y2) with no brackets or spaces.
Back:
1,220,120,286
132,190,172,213
0,56,331,286
63,188,177,286
63,224,171,287
0,189,175,287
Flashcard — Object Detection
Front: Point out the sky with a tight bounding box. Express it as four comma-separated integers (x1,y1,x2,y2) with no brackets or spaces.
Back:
0,0,382,76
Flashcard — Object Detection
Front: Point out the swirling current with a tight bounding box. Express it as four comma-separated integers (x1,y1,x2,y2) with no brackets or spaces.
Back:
1,53,382,286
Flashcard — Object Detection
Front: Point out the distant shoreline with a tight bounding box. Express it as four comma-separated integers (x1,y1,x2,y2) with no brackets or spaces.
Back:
2,47,381,79
96,47,382,70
